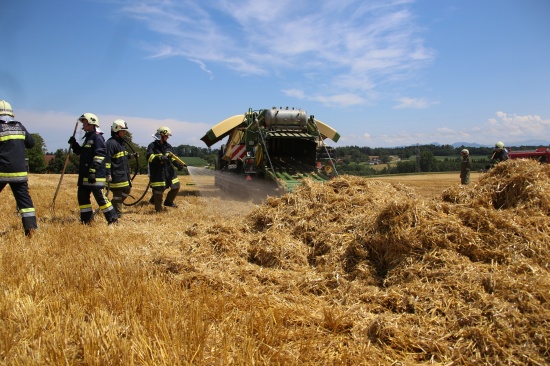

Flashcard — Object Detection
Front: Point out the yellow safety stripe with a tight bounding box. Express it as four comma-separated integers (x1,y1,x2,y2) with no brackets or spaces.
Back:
0,171,28,178
109,181,130,189
148,154,162,163
112,151,127,159
0,134,25,142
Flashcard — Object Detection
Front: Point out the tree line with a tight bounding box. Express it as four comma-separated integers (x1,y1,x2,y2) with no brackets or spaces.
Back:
26,136,545,176
333,144,509,176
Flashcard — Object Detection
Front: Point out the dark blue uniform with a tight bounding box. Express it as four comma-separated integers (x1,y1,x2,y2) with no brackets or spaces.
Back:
105,133,132,217
0,116,38,235
146,139,181,212
71,129,117,224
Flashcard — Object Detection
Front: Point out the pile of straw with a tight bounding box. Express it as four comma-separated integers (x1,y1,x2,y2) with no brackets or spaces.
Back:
217,159,548,364
150,159,549,363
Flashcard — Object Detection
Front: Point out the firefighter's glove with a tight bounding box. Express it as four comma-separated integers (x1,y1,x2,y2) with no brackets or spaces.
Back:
176,163,184,171
159,155,169,163
88,173,96,184
68,136,78,147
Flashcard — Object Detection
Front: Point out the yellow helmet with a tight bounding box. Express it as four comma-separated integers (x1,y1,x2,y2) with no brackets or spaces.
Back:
156,126,172,137
111,119,128,133
495,141,505,149
79,113,99,126
0,100,14,117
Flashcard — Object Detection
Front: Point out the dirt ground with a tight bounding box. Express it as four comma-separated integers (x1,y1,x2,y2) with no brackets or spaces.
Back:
367,172,481,200
183,168,480,202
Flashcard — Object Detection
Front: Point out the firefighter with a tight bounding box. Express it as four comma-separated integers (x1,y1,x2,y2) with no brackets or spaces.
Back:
0,100,38,236
146,127,184,212
491,141,509,163
105,119,138,218
460,149,471,185
68,113,118,225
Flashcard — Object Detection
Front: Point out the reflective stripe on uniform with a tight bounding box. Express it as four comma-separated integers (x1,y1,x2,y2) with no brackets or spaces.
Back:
109,181,130,189
0,134,25,142
112,151,127,159
93,156,105,165
148,153,162,163
19,207,36,217
79,204,93,213
0,171,28,178
100,201,114,211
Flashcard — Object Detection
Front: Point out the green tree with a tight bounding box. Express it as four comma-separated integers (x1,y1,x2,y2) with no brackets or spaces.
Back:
380,154,391,164
48,149,79,174
27,133,47,173
419,150,436,172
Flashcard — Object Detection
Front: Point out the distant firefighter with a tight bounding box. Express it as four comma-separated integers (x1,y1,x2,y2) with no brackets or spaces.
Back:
460,149,471,185
491,141,509,163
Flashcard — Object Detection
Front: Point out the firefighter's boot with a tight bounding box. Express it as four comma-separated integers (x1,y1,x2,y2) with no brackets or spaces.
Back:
164,187,179,208
153,189,164,212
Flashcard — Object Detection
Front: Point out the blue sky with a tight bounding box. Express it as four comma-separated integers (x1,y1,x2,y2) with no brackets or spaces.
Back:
2,0,549,152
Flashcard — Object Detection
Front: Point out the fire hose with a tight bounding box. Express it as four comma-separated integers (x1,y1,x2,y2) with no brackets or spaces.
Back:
120,139,148,206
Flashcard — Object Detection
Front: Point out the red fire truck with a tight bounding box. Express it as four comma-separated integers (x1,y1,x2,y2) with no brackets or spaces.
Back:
508,147,550,163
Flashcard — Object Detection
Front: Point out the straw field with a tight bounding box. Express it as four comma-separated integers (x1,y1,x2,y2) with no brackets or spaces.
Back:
1,159,548,365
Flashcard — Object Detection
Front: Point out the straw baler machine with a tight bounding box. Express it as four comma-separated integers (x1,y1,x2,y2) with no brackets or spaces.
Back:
201,107,340,193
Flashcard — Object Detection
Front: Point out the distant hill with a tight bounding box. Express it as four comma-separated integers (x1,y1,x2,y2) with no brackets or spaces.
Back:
452,142,488,148
452,140,550,148
508,140,550,147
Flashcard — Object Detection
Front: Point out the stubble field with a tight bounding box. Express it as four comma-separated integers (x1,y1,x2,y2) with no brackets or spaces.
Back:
1,163,548,365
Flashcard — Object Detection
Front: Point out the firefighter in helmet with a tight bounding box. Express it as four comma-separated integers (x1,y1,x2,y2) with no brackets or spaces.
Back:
68,113,118,225
491,141,509,163
146,127,184,212
459,149,471,185
0,100,38,236
105,119,138,218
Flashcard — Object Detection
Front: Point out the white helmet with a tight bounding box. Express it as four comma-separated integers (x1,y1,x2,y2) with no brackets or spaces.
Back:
156,126,172,137
461,149,469,155
495,141,505,149
111,119,128,133
0,100,14,117
79,113,99,126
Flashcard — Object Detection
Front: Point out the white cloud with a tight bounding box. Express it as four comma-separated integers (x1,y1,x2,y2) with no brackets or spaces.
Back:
314,94,366,107
283,89,365,107
335,111,550,147
282,89,305,99
117,0,434,107
477,112,550,144
393,97,439,109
